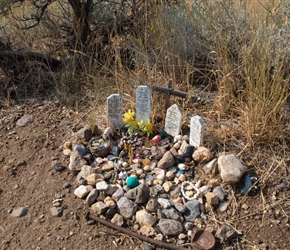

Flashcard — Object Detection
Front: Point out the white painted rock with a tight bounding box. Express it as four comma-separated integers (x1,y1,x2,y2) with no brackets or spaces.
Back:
218,154,248,184
74,185,92,199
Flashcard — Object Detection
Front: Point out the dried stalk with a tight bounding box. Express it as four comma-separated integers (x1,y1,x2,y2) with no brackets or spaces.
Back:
87,213,189,250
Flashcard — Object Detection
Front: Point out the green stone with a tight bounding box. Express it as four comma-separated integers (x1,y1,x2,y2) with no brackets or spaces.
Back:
126,176,139,188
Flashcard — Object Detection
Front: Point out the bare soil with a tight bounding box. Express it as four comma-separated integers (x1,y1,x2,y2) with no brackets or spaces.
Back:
0,99,290,250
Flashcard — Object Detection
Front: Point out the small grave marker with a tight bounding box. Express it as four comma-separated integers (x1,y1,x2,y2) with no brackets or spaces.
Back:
190,115,205,148
136,85,151,122
164,104,182,137
152,79,187,111
107,94,123,129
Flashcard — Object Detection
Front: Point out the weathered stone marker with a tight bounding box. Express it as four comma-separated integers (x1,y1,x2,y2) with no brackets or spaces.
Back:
107,94,123,129
190,115,205,148
164,104,182,137
152,79,187,111
136,85,151,122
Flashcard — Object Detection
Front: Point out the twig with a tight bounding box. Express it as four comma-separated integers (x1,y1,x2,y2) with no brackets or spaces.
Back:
87,213,189,250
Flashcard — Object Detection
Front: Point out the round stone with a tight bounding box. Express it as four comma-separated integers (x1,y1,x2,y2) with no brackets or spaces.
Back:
126,176,139,188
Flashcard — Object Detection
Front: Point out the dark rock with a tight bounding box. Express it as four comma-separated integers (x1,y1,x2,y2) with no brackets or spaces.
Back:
157,219,183,236
184,199,200,222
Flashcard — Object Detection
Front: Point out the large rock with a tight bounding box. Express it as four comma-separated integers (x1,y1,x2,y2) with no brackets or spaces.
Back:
11,207,28,218
157,219,183,236
192,146,212,163
117,197,138,219
111,213,124,227
76,125,92,142
74,185,92,199
68,151,87,173
86,189,99,206
218,154,248,184
77,165,94,184
184,199,200,222
162,207,183,222
91,201,108,215
157,151,175,169
136,210,157,227
16,114,34,127
125,182,150,204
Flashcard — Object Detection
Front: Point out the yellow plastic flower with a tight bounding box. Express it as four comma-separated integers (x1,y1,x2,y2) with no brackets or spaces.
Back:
137,119,153,136
145,119,153,135
123,109,135,123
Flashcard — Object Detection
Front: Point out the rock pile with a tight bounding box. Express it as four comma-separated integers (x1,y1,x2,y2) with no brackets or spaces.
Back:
61,125,251,247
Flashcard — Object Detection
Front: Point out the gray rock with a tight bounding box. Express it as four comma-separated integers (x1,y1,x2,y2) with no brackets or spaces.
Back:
218,154,248,184
150,146,165,160
77,165,94,185
170,186,182,198
162,207,183,222
157,219,183,236
50,207,62,217
140,242,154,250
146,198,159,212
203,158,218,174
125,182,150,204
158,151,175,169
52,160,65,172
174,202,187,213
11,207,28,218
117,197,138,219
157,209,166,219
157,198,173,209
215,225,237,243
104,185,119,196
76,125,92,142
91,201,108,215
136,210,157,226
184,199,200,222
16,114,34,127
149,184,163,197
213,186,225,200
86,189,99,206
73,145,87,156
68,151,87,173
112,187,124,202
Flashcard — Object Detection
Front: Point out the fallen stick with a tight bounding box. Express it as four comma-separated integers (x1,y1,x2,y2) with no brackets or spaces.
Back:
87,213,189,250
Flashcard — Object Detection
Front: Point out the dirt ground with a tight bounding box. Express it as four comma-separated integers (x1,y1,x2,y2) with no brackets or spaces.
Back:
0,99,290,250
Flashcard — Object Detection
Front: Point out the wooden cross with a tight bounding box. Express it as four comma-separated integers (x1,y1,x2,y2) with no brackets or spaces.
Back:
152,79,187,111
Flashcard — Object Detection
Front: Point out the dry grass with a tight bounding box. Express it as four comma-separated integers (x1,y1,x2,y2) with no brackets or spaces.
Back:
0,0,289,146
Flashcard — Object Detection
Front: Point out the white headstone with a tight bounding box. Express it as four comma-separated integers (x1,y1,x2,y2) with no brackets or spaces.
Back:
136,85,151,122
107,94,123,129
190,115,205,148
164,104,182,137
